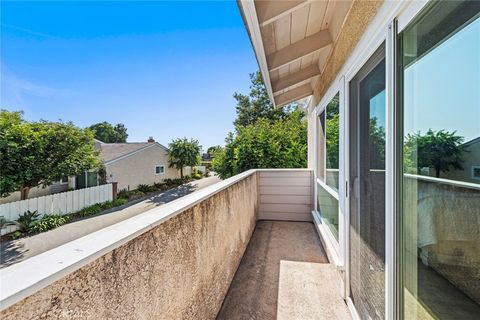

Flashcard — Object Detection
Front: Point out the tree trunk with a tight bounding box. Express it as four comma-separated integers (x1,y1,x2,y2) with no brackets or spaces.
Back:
20,187,30,200
435,167,440,178
180,167,184,179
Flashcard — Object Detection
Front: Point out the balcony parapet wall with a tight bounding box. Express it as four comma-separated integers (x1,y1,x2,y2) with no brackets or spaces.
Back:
0,170,260,319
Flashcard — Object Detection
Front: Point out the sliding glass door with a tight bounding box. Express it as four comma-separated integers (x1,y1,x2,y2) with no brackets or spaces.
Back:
349,44,386,319
398,1,480,319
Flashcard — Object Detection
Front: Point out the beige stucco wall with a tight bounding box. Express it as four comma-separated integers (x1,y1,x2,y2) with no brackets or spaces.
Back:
0,173,258,319
106,144,180,191
442,141,480,184
312,0,383,106
0,178,73,205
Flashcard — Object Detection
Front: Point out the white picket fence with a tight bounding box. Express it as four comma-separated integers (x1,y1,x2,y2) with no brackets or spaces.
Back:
0,184,113,235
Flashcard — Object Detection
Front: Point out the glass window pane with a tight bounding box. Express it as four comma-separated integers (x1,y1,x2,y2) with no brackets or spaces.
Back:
400,2,480,319
326,93,340,191
317,182,339,240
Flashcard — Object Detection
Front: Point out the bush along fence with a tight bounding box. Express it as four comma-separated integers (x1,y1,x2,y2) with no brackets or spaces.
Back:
0,183,115,236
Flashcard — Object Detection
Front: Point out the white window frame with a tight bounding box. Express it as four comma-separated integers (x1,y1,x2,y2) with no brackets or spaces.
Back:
314,81,344,267
310,1,431,318
155,165,165,175
59,177,69,185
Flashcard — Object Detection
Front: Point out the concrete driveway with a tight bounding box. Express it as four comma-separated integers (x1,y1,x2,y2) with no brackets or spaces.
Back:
1,175,221,268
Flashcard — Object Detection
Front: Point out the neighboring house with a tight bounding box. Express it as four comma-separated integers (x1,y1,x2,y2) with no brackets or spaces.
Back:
95,138,181,191
0,138,179,205
0,177,75,205
442,137,480,183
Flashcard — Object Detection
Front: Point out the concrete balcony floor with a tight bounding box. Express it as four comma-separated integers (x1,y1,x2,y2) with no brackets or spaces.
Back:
217,220,351,320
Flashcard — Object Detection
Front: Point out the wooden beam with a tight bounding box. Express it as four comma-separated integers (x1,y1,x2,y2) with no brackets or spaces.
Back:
275,83,312,107
255,0,310,27
267,30,332,71
272,64,320,93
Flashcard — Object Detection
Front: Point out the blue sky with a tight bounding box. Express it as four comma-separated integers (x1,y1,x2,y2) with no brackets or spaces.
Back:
404,17,479,143
1,1,258,149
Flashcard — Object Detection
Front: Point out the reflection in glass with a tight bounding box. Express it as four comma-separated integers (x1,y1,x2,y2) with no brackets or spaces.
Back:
400,2,480,319
349,44,386,320
317,182,339,240
326,93,340,190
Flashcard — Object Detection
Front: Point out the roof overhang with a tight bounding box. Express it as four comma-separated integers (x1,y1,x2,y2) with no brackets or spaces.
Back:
238,0,353,108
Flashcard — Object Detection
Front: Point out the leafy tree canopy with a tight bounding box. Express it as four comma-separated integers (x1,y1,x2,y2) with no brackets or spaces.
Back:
213,109,307,179
88,121,128,143
233,71,292,128
207,145,222,158
213,71,307,179
0,110,100,198
404,129,465,177
168,138,201,178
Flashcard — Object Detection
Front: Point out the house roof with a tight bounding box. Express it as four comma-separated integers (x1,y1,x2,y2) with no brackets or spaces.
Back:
97,142,169,164
463,136,480,147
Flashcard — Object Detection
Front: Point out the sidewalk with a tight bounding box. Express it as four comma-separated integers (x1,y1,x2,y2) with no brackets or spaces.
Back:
1,176,221,268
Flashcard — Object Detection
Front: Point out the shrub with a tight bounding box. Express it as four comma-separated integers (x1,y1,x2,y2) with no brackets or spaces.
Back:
130,190,145,197
112,198,128,207
164,179,175,186
11,231,23,240
0,216,15,230
16,210,40,233
117,188,129,199
31,214,71,234
136,184,157,193
76,203,103,217
192,173,202,180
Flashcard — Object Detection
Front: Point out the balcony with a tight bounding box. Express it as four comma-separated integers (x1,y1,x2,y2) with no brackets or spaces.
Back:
0,169,351,319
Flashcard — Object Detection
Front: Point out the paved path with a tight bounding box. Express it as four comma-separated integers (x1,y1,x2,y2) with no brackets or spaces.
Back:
1,176,221,268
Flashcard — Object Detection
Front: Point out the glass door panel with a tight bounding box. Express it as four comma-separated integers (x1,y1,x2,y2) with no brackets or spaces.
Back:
399,1,480,319
349,44,386,320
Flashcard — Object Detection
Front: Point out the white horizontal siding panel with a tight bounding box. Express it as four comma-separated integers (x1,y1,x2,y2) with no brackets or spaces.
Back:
258,212,312,222
260,186,312,196
260,195,311,205
259,203,311,214
259,177,311,187
258,171,311,178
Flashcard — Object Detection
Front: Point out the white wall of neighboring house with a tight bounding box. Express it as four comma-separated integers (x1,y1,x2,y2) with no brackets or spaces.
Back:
105,144,180,191
0,177,75,205
442,139,480,184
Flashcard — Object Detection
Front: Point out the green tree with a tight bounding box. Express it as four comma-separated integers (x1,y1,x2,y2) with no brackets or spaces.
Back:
168,138,201,178
207,145,222,158
213,109,307,179
369,117,386,169
233,71,291,128
325,94,340,169
88,121,128,143
404,129,465,178
0,110,100,199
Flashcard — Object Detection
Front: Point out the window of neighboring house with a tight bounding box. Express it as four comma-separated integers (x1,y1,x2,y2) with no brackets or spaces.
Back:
472,166,480,180
59,176,68,184
316,92,340,241
155,165,165,175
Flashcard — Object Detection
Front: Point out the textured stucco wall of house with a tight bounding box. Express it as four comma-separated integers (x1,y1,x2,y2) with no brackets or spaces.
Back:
442,140,480,184
312,0,383,106
0,180,71,205
106,144,180,191
0,173,258,319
